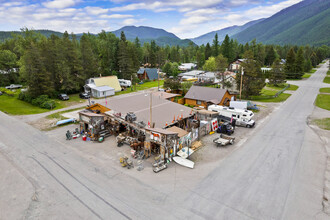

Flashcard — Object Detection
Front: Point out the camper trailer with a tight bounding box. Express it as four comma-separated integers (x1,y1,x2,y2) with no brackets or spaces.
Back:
208,105,255,128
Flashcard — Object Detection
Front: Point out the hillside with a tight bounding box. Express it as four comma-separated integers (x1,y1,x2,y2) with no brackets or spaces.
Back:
0,30,63,42
191,19,264,46
111,26,195,47
232,0,330,46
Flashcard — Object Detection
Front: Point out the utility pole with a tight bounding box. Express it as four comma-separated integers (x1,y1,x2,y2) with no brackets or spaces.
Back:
157,68,160,91
240,67,244,100
150,92,152,128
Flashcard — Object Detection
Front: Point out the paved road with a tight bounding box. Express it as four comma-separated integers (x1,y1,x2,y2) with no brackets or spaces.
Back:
182,62,329,219
0,62,329,219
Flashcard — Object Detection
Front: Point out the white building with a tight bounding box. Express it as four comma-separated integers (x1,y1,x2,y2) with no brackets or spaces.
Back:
178,63,197,71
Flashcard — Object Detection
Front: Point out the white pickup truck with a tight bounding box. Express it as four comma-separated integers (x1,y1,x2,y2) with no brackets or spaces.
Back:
5,84,22,89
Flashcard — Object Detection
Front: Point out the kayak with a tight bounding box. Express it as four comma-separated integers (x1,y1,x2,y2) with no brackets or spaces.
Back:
56,118,76,126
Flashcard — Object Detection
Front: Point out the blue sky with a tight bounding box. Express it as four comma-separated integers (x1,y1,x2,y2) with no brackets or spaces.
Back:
0,0,302,38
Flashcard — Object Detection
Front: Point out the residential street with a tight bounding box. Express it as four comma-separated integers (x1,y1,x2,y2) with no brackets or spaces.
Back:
0,62,329,220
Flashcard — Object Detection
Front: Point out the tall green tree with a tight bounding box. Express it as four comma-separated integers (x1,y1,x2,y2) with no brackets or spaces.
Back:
80,34,98,81
269,58,285,86
265,45,277,66
236,50,265,98
19,42,52,98
205,43,212,60
0,49,18,86
212,33,219,57
294,47,305,77
285,47,296,78
117,32,134,79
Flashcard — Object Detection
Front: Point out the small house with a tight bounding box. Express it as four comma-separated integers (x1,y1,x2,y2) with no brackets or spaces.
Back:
137,68,159,81
84,76,121,97
184,86,235,108
90,86,115,98
229,59,246,73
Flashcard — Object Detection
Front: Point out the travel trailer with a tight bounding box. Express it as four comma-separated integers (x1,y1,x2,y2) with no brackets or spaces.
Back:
208,105,255,128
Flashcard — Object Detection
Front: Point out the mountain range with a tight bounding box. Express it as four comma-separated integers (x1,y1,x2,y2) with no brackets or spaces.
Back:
190,19,265,46
232,0,330,46
111,26,194,46
0,0,329,46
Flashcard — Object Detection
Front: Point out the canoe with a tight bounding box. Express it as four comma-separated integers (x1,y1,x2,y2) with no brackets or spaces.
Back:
173,156,194,169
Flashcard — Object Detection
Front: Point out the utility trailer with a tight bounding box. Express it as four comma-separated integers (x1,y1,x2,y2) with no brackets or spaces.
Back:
213,134,235,146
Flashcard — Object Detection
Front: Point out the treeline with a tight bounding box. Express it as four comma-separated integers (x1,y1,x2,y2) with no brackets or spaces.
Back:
0,29,329,99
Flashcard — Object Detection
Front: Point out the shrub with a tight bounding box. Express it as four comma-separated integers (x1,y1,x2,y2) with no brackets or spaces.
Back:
18,93,56,109
0,88,15,96
40,100,56,109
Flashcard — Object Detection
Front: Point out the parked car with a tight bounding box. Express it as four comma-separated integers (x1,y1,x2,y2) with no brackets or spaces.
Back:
5,84,22,90
79,92,90,99
58,94,69,101
216,122,234,135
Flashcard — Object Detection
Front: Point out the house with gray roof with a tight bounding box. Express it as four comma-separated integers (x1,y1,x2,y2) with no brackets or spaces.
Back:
184,86,235,108
137,68,159,80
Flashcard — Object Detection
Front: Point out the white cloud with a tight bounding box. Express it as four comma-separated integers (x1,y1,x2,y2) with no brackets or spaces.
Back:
43,0,80,9
85,6,109,15
100,14,134,19
121,18,145,26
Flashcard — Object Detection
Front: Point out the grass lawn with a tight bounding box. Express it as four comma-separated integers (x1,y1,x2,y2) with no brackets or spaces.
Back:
315,94,330,111
0,92,85,115
249,87,291,102
302,73,311,78
310,69,317,74
0,94,50,115
313,118,330,130
320,88,330,93
266,83,298,91
115,80,164,96
327,70,330,76
287,84,299,91
323,76,330,84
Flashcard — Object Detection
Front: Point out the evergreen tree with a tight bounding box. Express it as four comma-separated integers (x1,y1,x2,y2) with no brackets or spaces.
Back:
236,50,265,98
285,47,296,78
265,45,277,66
269,58,285,86
97,31,119,76
304,58,312,72
212,33,219,57
80,34,99,81
294,47,305,78
0,49,18,86
205,43,212,60
221,35,231,60
310,52,318,67
20,42,52,98
196,49,205,69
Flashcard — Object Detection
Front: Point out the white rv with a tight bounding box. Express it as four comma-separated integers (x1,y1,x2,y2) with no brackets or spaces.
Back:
118,79,132,87
208,105,255,128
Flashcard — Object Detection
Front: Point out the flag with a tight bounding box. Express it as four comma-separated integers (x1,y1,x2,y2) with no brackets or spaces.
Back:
148,121,150,128
105,95,107,105
230,116,233,123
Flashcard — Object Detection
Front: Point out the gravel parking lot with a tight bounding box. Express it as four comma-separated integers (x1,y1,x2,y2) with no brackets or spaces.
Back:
44,101,282,187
